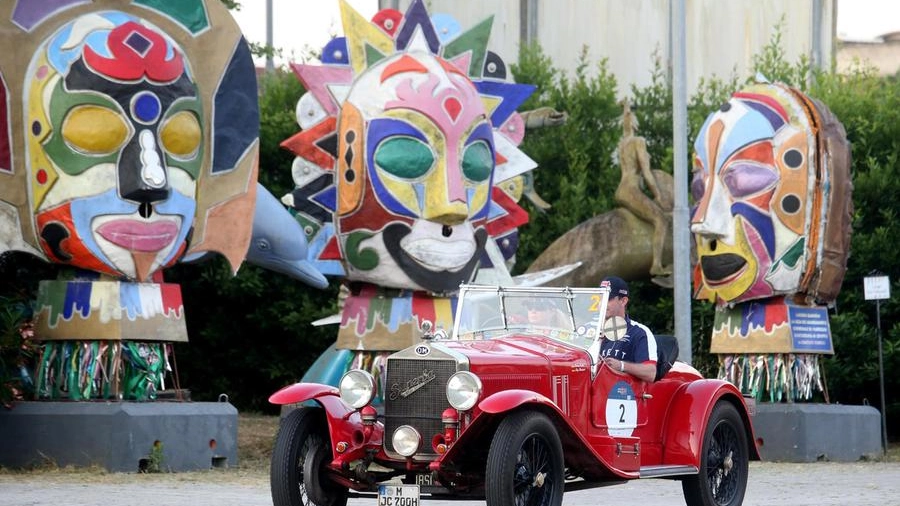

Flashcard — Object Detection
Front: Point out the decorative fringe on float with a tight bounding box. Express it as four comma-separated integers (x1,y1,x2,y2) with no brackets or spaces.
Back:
34,341,177,401
718,354,828,403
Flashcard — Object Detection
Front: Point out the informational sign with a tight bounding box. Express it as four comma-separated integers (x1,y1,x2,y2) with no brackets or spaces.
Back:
788,306,833,353
864,276,891,301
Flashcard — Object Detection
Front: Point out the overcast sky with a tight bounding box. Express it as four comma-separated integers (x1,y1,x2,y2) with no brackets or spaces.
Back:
230,0,900,66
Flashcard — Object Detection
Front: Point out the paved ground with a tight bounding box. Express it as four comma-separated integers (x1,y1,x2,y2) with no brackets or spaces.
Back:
1,461,898,506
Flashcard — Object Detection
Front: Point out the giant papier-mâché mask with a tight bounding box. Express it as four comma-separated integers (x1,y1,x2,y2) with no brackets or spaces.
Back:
691,81,851,307
0,1,260,281
282,0,536,295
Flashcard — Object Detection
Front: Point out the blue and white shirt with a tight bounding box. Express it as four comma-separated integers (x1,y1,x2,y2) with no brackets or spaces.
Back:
599,315,658,366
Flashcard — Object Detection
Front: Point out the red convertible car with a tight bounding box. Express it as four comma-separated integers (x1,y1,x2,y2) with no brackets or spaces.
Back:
269,284,759,506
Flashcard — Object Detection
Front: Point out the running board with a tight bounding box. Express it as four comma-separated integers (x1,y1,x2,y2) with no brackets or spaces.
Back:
639,465,698,478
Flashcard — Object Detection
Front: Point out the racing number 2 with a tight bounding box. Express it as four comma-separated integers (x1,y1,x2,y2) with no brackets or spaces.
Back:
606,381,638,437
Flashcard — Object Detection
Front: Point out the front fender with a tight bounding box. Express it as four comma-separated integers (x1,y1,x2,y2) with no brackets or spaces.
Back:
269,382,339,406
439,389,637,480
479,389,562,414
270,383,383,463
662,379,760,466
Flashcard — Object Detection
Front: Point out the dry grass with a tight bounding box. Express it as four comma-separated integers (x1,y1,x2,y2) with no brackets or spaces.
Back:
236,412,280,472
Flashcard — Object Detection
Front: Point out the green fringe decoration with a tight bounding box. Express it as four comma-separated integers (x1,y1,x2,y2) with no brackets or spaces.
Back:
718,354,827,403
35,341,172,401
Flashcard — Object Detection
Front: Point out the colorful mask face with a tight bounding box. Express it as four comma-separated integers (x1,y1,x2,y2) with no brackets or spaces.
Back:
691,82,851,306
335,51,494,291
0,2,260,281
27,13,201,281
283,0,536,294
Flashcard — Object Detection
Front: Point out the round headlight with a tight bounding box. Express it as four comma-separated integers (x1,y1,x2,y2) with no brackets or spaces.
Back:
392,425,421,457
446,371,482,411
339,370,375,409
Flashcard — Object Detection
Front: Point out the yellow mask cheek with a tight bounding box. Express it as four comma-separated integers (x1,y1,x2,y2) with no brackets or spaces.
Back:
379,175,421,214
697,217,759,302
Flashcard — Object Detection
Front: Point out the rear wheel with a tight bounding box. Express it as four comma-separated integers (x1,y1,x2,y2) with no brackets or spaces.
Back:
270,407,349,506
486,411,565,506
682,401,749,506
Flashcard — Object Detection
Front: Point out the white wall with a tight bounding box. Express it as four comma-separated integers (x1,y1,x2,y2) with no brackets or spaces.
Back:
384,0,834,96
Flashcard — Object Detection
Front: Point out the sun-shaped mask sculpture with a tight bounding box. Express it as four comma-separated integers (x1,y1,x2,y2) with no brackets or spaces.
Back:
282,0,537,296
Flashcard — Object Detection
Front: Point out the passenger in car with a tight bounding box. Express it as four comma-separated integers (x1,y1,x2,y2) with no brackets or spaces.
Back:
599,276,659,382
524,299,568,328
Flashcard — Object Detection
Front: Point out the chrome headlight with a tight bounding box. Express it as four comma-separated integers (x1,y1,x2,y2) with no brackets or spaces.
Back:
339,370,375,409
446,371,482,411
392,425,421,457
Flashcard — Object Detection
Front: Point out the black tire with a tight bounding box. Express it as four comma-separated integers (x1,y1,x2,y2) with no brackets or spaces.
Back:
682,401,749,506
270,407,349,506
485,411,565,506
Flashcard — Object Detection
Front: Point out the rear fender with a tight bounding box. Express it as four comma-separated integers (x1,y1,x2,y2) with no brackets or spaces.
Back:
662,379,760,466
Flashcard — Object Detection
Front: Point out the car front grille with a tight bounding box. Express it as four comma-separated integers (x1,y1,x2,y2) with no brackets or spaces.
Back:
383,346,460,459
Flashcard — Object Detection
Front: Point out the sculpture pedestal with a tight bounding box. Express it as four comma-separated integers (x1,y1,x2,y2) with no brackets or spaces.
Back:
0,401,237,472
752,403,883,462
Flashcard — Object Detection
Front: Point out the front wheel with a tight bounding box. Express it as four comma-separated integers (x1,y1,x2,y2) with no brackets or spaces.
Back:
486,411,565,506
270,407,349,506
682,401,750,506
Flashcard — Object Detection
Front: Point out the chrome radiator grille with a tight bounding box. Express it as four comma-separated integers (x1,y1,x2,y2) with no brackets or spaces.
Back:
384,353,457,458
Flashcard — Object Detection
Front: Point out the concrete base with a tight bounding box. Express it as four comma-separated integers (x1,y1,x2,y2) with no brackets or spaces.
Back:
0,401,237,472
752,403,883,462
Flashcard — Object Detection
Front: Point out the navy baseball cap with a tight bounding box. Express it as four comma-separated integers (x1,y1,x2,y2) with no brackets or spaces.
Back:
602,276,629,298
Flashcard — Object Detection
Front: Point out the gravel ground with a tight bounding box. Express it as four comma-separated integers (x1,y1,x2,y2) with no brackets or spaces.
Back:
1,461,899,506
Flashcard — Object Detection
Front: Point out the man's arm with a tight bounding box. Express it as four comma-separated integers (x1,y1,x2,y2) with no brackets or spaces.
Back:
601,355,656,382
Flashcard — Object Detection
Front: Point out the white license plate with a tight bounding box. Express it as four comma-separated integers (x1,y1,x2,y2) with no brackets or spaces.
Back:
377,484,420,506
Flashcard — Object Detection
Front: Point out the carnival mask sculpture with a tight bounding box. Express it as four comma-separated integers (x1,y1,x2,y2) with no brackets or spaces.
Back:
0,3,260,281
283,0,536,295
690,81,851,307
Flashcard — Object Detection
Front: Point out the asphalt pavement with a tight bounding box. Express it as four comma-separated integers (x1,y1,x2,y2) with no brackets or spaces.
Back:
1,461,898,506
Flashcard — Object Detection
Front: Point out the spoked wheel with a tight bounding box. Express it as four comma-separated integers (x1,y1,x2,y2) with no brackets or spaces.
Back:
486,411,564,506
270,407,349,506
682,402,749,506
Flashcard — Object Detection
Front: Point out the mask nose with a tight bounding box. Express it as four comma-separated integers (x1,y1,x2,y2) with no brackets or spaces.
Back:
119,129,170,205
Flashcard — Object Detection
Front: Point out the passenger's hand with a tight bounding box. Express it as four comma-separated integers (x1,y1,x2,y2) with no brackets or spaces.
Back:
603,356,625,373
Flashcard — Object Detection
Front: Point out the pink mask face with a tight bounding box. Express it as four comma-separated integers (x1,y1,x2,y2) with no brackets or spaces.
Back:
332,51,494,292
282,0,537,295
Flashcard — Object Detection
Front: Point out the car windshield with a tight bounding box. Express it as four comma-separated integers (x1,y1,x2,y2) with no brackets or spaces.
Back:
451,284,611,352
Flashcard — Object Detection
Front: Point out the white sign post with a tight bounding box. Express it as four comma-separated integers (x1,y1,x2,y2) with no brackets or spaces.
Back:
864,274,890,455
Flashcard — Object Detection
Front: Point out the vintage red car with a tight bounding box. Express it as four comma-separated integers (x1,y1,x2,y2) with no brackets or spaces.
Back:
269,284,759,506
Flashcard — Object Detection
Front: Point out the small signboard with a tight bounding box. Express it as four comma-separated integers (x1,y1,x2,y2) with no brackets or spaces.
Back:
787,306,833,353
864,276,891,301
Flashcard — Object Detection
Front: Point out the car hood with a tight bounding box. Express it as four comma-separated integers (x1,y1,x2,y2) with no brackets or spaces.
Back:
439,334,592,373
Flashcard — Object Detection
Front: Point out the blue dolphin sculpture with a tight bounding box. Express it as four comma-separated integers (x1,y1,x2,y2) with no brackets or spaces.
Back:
247,183,329,289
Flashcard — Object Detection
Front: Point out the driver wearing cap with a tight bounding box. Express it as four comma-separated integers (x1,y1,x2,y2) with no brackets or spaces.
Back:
600,276,658,382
